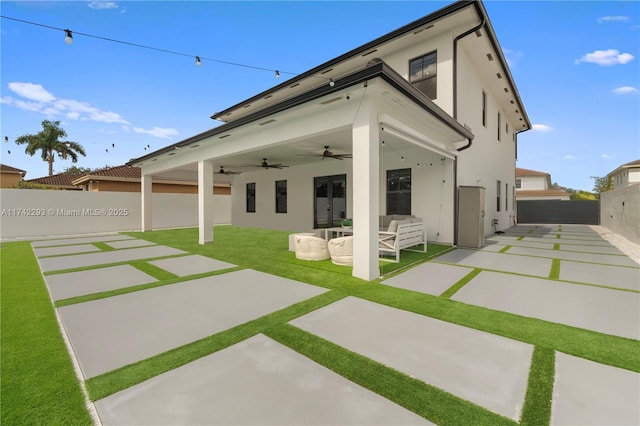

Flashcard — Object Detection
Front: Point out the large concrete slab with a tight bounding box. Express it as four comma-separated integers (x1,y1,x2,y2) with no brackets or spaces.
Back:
95,334,431,426
382,262,473,296
486,236,556,250
522,236,611,247
37,245,187,272
559,260,640,291
58,269,326,378
149,254,236,276
558,244,623,255
507,246,637,267
452,271,640,339
45,265,157,301
551,352,640,425
31,234,134,247
104,239,157,249
33,244,101,257
290,297,533,421
434,248,552,277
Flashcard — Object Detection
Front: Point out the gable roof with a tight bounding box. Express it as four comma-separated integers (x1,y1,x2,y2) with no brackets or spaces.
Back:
516,167,549,177
27,172,80,189
0,164,27,176
607,159,640,177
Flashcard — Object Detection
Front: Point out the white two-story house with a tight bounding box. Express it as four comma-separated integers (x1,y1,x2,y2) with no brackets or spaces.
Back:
607,160,640,190
129,0,531,280
515,167,571,200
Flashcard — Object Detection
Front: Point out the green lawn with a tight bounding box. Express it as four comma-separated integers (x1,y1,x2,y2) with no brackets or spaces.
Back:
2,226,638,425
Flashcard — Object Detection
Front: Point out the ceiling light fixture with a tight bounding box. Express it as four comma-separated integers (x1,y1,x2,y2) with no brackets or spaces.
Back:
64,29,73,44
329,78,335,87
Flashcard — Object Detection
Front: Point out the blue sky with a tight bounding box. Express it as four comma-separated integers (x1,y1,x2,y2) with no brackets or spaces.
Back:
1,1,638,191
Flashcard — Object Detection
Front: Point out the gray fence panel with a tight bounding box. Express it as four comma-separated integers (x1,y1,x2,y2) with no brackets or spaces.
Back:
517,200,600,224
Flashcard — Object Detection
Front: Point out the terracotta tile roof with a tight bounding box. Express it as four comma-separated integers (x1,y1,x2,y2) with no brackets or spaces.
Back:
0,164,27,176
515,167,549,177
27,172,80,188
90,165,141,178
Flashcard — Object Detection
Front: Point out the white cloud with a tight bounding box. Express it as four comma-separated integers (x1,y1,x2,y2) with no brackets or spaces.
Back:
8,82,55,102
503,49,523,69
564,154,577,160
612,86,639,94
597,16,629,24
575,49,634,66
87,1,119,10
601,154,614,159
133,126,179,139
532,124,553,132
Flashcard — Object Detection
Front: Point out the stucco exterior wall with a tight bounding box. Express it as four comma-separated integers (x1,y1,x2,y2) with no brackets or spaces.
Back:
0,173,23,188
455,43,518,232
600,185,640,244
0,189,231,240
85,180,231,195
517,176,547,190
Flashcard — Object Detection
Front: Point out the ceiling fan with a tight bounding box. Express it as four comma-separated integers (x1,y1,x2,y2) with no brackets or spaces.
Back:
299,145,352,160
246,158,289,170
218,166,241,175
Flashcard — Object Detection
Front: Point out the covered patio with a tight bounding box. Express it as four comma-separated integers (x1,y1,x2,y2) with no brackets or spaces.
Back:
130,60,472,280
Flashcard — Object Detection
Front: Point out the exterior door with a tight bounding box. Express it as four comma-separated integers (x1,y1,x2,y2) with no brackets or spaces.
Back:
314,174,347,228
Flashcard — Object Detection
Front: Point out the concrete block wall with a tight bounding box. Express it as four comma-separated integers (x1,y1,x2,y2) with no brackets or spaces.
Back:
600,184,640,244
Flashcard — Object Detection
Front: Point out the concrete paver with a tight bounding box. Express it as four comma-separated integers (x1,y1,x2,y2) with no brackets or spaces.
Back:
149,254,236,276
558,244,623,255
95,334,431,426
382,262,473,296
560,260,640,291
104,239,157,249
59,269,326,378
485,236,556,250
290,296,533,421
551,352,640,425
31,234,133,247
452,271,640,339
38,245,187,272
33,244,101,257
507,245,637,267
434,248,552,277
45,265,157,301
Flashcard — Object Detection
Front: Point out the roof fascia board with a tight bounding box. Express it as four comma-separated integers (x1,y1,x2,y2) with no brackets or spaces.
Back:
128,60,472,165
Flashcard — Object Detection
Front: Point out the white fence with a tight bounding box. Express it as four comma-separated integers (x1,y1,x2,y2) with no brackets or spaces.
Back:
600,184,640,244
0,189,231,240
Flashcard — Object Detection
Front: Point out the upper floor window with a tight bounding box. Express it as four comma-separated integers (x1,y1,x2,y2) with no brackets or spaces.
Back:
409,51,437,100
496,180,502,212
275,180,287,213
482,91,487,127
516,178,522,189
497,111,501,141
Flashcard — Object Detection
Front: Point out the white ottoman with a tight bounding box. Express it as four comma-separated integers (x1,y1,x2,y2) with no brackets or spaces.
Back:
327,236,354,266
289,233,316,251
294,235,330,261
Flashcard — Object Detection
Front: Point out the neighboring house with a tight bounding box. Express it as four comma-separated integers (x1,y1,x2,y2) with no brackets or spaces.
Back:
515,168,570,200
26,172,82,190
0,164,26,188
607,159,640,190
71,164,231,195
128,0,532,280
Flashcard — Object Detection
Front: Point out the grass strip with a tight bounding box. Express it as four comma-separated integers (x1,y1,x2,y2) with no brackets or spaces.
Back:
440,268,482,298
85,290,347,400
265,323,516,426
517,236,525,240
549,259,561,280
499,245,512,253
1,242,92,425
520,347,555,426
92,242,116,251
54,266,243,308
130,260,179,281
553,243,560,251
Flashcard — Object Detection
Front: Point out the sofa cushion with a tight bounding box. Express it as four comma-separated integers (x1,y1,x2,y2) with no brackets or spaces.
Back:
294,235,330,261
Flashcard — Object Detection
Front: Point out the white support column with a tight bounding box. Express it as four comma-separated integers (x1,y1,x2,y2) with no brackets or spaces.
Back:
351,102,380,281
141,173,152,232
198,159,214,244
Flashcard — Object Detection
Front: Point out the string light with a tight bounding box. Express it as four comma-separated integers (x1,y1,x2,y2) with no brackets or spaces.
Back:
0,15,320,81
4,136,8,143
64,29,73,44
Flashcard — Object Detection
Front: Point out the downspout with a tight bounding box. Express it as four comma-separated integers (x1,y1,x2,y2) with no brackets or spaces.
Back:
452,2,485,246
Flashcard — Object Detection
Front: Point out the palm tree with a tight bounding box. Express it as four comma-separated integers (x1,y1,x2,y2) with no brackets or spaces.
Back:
15,120,86,176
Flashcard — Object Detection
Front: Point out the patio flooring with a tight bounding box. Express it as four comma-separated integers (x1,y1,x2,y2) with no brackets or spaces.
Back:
433,248,553,276
149,254,236,276
33,243,102,257
59,269,327,378
94,334,431,426
382,262,473,295
551,352,640,425
290,296,534,421
45,265,157,301
31,234,134,247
